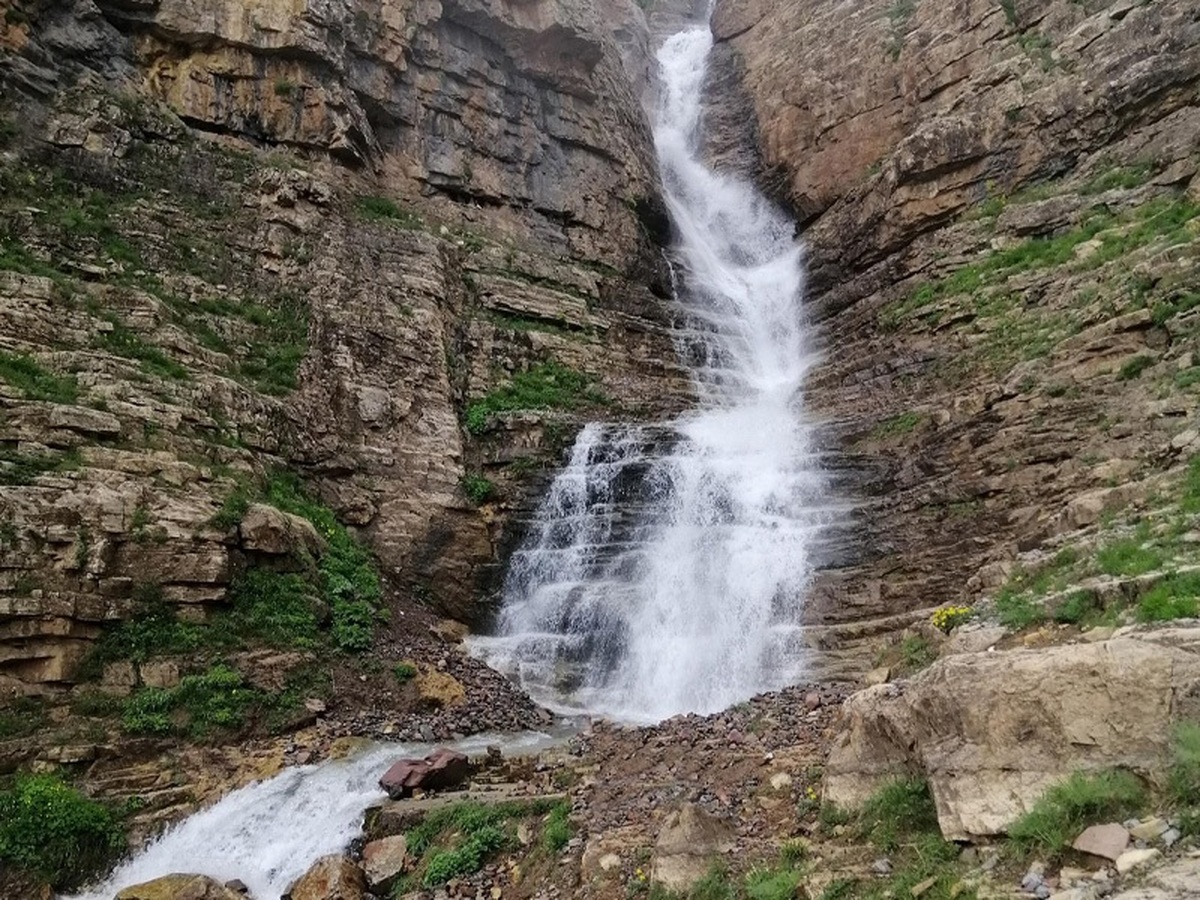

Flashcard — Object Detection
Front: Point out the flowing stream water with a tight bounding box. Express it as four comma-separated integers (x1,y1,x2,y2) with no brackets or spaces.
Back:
468,19,827,722
65,732,563,900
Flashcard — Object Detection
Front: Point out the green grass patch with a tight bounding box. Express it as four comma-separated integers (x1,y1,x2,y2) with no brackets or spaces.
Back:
222,568,321,649
0,351,79,403
542,801,572,854
888,196,1200,329
0,773,125,890
403,799,565,888
1007,770,1145,858
859,778,940,851
1096,531,1163,577
1136,572,1200,622
355,196,423,229
869,411,923,440
1081,163,1156,196
393,661,418,682
121,663,263,738
0,445,82,486
1050,590,1098,625
95,317,189,381
899,635,936,673
460,473,494,504
1181,454,1200,514
1169,721,1200,811
1151,291,1200,327
0,696,46,739
1116,354,1155,381
465,361,605,434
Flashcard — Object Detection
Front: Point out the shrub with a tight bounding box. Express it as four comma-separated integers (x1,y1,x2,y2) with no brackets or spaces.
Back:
899,635,936,672
461,473,495,505
994,590,1044,630
355,196,422,229
1117,354,1155,381
422,823,508,886
1007,770,1145,857
393,661,418,682
1097,535,1163,577
1051,591,1098,625
223,568,321,649
0,773,125,889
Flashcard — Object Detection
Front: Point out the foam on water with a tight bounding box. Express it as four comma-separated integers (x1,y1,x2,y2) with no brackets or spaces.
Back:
65,732,562,900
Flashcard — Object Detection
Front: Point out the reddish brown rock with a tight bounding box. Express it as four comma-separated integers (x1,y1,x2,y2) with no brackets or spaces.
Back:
379,748,472,799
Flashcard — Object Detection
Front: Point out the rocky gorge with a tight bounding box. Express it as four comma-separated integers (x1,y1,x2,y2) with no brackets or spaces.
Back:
0,0,1199,897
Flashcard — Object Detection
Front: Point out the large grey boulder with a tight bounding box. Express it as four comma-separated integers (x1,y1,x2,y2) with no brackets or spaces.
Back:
824,628,1200,840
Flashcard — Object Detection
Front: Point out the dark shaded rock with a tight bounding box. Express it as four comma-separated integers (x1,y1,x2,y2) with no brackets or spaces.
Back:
379,747,472,799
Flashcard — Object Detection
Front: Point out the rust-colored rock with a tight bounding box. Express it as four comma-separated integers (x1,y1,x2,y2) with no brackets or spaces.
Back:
379,748,473,799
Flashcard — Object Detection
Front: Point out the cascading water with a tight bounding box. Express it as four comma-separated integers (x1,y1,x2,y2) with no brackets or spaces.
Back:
64,732,562,900
468,19,829,722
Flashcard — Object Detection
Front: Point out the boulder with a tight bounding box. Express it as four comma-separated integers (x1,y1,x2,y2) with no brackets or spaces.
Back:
239,504,324,557
651,803,736,891
115,874,246,900
824,633,1200,840
415,669,466,708
1072,823,1129,861
361,835,408,892
286,854,367,900
379,748,472,799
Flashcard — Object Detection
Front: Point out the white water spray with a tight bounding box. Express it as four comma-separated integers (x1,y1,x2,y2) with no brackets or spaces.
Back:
469,22,828,722
65,733,561,900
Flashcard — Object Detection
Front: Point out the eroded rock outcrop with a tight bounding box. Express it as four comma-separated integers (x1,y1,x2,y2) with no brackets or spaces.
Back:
711,0,1200,672
0,0,691,699
824,627,1200,840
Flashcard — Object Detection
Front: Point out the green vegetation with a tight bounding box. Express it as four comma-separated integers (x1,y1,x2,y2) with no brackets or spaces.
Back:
461,473,495,504
1151,291,1200,327
465,361,605,434
859,778,939,851
274,77,298,97
1007,770,1145,858
355,196,423,229
0,773,125,890
1168,721,1200,813
0,351,79,403
95,317,189,381
884,0,916,60
899,635,936,673
122,664,265,738
869,411,923,441
542,801,572,854
82,472,381,697
1116,354,1156,381
1082,163,1156,196
1096,529,1163,576
1136,572,1200,622
0,445,82,486
0,696,45,739
1050,590,1098,625
401,799,566,889
393,661,418,682
886,196,1200,334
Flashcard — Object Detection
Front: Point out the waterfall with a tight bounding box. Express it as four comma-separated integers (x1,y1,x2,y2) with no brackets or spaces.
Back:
64,732,563,900
468,21,828,722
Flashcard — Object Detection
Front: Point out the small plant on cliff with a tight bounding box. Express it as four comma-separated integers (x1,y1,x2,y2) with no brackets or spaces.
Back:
542,801,572,854
931,605,973,633
1007,769,1145,858
1169,721,1200,811
0,773,125,889
355,195,423,229
274,77,298,97
464,361,605,434
393,661,418,682
460,473,495,504
0,350,79,403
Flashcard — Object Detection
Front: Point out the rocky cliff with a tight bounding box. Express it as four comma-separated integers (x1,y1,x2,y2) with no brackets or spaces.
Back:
711,0,1200,674
0,0,692,712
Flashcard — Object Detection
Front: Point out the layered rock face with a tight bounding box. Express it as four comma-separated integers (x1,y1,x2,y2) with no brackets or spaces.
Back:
0,0,690,695
712,0,1200,672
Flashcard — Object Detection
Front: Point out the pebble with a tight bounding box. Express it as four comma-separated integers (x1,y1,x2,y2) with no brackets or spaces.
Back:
1162,827,1181,847
872,857,893,875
